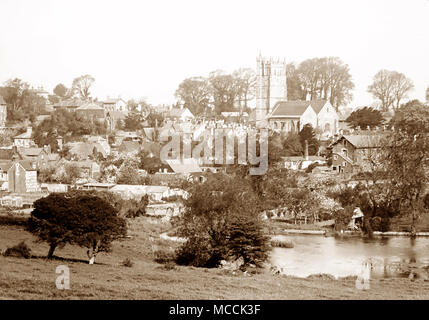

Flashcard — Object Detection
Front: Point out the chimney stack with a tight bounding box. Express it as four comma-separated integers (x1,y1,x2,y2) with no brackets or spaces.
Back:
304,140,309,161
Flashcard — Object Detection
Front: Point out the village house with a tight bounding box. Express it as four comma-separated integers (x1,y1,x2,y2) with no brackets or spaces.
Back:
76,102,105,121
66,141,109,160
13,127,35,148
283,155,326,170
53,99,83,112
118,140,141,155
109,184,171,202
0,160,39,193
165,107,194,122
0,95,7,127
102,98,128,112
328,134,385,174
17,146,60,170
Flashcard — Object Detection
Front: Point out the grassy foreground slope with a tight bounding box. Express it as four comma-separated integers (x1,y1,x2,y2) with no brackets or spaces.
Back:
1,217,429,300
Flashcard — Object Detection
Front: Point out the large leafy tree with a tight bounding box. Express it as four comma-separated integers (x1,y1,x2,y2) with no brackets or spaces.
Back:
71,74,95,101
176,173,269,269
367,69,414,112
53,83,68,98
208,70,238,114
0,78,46,122
175,77,211,116
296,57,354,110
27,193,127,263
232,68,256,112
72,194,127,264
385,100,429,233
123,112,143,131
346,107,385,130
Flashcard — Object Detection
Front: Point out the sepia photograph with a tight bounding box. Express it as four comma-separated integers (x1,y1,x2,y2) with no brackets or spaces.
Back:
0,0,428,308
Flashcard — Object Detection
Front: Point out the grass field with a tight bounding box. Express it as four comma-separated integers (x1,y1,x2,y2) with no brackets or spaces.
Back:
1,217,429,300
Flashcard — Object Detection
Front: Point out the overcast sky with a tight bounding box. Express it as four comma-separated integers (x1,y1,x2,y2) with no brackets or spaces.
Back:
0,0,428,107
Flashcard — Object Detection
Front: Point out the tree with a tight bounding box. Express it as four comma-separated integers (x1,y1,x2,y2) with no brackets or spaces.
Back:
27,193,86,258
232,68,256,113
298,124,319,155
208,70,238,114
72,194,127,264
385,100,429,233
282,133,304,156
145,112,164,128
53,83,68,98
176,174,269,269
0,78,46,122
175,77,211,116
138,149,164,174
296,57,354,110
71,75,95,101
346,107,384,130
123,112,142,131
286,63,305,100
27,193,127,262
117,158,143,185
368,69,414,112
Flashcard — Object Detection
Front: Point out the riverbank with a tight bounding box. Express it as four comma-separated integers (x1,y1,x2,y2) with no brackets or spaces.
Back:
2,219,429,300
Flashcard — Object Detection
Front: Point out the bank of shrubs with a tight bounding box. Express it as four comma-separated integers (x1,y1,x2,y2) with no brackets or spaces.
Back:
3,241,32,259
173,174,270,270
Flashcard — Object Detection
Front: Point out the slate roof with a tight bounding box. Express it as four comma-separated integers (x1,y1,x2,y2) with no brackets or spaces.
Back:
53,99,84,108
269,101,312,117
17,147,44,157
0,149,14,160
14,128,33,139
77,102,104,110
166,158,202,174
168,108,194,118
0,160,36,171
118,141,141,154
332,135,386,149
269,100,328,118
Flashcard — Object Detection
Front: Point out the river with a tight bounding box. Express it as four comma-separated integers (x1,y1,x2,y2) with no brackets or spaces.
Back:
270,234,429,279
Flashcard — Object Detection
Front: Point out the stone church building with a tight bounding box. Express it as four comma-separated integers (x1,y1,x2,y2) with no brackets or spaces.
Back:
254,54,339,136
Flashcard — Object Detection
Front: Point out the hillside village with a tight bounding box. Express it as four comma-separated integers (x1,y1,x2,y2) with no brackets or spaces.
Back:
0,55,426,226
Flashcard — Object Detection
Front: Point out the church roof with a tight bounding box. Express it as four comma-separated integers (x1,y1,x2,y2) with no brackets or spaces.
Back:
309,100,328,114
269,101,312,117
269,100,330,118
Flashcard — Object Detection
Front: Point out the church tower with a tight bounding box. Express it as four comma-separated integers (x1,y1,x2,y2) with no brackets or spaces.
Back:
255,54,287,127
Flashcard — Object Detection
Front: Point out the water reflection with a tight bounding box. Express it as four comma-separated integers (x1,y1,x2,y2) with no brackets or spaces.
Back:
270,235,429,278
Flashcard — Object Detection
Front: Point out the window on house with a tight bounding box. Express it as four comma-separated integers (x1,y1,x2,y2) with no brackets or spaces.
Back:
333,166,337,171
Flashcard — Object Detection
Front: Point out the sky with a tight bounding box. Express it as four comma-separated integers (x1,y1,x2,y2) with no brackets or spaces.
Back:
0,0,428,108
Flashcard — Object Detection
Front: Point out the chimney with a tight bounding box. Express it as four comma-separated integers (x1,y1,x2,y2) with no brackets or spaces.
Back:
304,140,309,161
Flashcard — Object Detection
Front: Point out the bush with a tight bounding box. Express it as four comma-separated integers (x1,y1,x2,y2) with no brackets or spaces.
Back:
270,239,294,248
4,241,32,259
175,174,270,270
0,215,29,226
369,216,390,232
122,258,133,267
154,249,176,264
424,194,429,210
